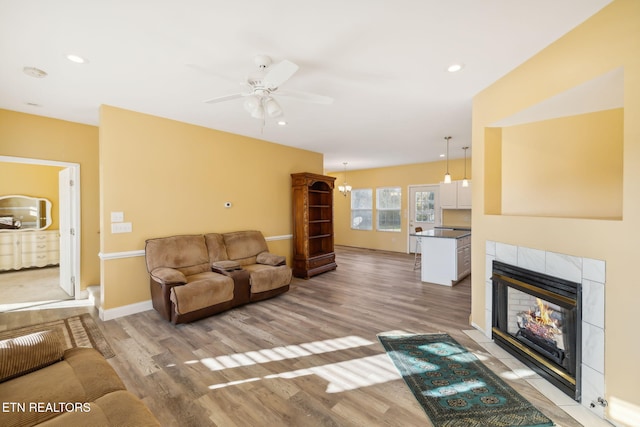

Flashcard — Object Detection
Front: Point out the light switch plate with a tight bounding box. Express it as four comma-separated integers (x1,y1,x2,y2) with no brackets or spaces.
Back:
111,211,124,222
111,222,132,233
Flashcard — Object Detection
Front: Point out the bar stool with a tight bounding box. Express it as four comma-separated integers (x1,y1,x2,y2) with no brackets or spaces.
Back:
413,227,423,270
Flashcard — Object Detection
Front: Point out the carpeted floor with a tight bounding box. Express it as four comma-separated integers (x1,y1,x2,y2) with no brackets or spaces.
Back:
0,313,114,359
379,333,555,427
0,267,72,312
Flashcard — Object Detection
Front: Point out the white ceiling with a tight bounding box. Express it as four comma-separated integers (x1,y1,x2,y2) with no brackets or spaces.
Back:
0,0,612,172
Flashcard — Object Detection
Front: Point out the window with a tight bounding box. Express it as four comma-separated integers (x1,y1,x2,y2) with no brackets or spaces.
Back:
351,189,372,230
376,187,401,232
415,191,435,223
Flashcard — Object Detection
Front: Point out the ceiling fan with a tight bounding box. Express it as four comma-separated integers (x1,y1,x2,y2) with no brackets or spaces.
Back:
203,55,333,120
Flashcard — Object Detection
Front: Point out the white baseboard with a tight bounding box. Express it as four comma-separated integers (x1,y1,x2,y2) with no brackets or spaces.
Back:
99,299,153,321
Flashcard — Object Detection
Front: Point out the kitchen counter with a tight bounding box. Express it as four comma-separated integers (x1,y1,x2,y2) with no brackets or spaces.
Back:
412,228,471,286
413,229,471,239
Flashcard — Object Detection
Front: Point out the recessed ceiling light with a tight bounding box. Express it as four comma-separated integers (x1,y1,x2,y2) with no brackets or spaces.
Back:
277,121,287,126
23,66,47,78
66,54,87,64
447,63,464,73
439,154,445,158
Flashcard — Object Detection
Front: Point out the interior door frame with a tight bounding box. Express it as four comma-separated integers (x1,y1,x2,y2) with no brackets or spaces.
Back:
407,184,441,253
0,156,82,299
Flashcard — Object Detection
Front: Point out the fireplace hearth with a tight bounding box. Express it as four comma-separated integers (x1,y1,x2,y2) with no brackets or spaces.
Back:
492,260,582,401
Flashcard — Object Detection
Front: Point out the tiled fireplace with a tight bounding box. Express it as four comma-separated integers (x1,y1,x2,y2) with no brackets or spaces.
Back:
484,241,606,417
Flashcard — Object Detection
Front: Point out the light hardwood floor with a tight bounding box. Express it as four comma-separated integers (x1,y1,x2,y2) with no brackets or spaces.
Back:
0,246,584,426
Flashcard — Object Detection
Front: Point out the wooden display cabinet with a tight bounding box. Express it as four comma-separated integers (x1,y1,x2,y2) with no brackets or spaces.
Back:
291,172,337,278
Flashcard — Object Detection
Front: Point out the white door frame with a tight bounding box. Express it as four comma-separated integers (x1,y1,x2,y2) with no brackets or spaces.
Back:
0,156,82,299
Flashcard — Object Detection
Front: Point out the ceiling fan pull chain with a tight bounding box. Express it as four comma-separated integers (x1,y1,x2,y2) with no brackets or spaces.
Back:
261,97,266,134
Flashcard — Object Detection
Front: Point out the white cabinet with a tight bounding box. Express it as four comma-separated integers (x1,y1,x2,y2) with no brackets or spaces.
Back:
439,180,472,209
439,182,458,209
0,230,60,271
456,235,471,280
457,181,472,208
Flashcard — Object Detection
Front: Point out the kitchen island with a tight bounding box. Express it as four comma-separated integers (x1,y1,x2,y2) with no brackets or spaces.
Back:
413,228,471,286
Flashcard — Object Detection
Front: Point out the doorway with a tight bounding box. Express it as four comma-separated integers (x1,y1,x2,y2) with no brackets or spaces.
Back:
407,184,440,253
0,156,81,310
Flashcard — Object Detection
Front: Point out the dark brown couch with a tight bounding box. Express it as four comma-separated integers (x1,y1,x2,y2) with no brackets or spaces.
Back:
145,230,292,324
0,330,159,426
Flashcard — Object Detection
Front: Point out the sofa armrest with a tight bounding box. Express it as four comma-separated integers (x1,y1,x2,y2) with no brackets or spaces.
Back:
150,267,186,285
211,260,242,275
256,252,286,266
0,330,64,382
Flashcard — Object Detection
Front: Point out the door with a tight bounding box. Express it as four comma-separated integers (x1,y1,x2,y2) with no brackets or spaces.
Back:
408,185,440,253
58,167,75,297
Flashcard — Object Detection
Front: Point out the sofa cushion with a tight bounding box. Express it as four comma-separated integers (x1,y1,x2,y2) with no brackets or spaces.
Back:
222,231,269,265
145,235,210,276
170,273,234,314
244,264,292,293
0,330,64,383
204,233,229,263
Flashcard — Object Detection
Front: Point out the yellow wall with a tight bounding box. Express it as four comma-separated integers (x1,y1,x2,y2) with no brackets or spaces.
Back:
0,109,100,289
328,158,469,252
472,0,640,423
99,105,323,309
0,162,63,229
500,108,623,219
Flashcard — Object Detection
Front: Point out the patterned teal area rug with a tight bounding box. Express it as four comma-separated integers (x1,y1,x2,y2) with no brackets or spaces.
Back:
378,333,555,427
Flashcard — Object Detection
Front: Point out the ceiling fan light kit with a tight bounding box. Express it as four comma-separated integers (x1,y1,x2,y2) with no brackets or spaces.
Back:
204,55,333,122
243,95,261,113
265,97,283,118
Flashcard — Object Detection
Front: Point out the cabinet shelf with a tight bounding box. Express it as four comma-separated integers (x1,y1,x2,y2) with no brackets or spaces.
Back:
292,172,337,279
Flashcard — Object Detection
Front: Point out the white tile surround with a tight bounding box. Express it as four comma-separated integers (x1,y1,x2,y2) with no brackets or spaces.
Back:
481,240,608,422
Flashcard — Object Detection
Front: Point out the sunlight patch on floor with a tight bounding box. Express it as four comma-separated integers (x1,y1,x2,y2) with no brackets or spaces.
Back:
208,354,401,393
194,335,376,371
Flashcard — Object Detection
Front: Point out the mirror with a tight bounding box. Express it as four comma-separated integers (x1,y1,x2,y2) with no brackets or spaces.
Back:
0,195,52,230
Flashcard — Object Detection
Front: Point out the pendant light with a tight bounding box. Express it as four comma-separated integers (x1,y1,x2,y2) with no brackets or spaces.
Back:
338,162,352,197
443,136,452,184
462,146,469,187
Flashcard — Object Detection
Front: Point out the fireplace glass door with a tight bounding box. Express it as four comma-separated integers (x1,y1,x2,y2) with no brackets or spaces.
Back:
492,261,581,401
506,287,577,377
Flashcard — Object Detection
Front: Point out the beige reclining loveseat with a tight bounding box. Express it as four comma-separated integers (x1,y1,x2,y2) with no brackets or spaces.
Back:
0,330,159,426
145,230,292,324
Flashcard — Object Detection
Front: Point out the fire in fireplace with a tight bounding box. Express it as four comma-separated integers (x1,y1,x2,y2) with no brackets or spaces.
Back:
492,261,581,401
516,297,565,367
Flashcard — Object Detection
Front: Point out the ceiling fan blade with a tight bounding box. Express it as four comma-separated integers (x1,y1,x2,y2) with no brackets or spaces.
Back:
276,89,334,105
203,93,244,104
263,60,299,88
